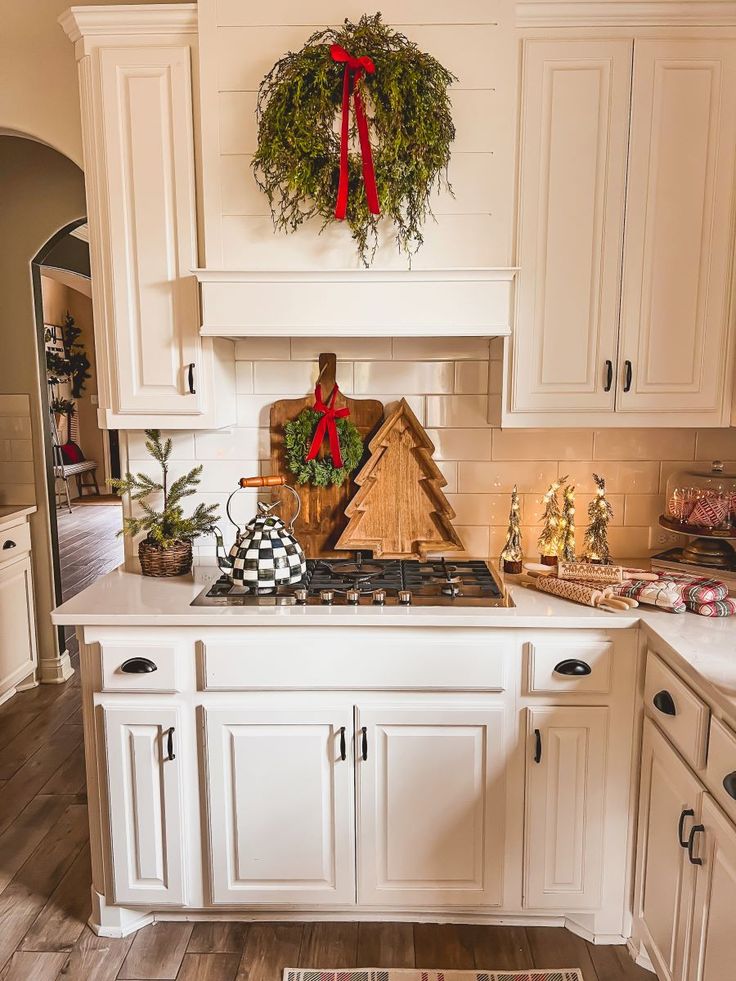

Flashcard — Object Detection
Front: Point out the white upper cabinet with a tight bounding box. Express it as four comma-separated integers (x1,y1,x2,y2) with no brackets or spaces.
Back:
61,8,235,430
619,40,736,419
508,34,736,428
511,39,632,416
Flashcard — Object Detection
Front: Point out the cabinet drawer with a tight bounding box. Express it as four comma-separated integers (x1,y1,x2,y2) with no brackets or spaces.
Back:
705,717,736,824
0,522,31,563
101,644,180,692
527,640,612,694
644,653,709,769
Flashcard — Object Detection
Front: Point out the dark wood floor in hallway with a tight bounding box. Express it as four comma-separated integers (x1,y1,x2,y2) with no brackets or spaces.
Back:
0,664,652,981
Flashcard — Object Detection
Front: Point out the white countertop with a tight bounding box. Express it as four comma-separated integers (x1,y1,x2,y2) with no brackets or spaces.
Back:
52,561,736,716
0,504,36,531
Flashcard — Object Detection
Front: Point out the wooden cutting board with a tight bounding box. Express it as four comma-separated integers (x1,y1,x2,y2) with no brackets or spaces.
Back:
269,353,383,557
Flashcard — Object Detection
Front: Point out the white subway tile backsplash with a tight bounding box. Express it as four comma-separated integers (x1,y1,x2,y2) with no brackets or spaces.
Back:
234,338,290,360
488,360,504,396
237,394,280,426
354,360,453,395
235,361,254,393
593,429,697,461
493,429,594,462
426,395,490,428
425,428,492,461
372,395,426,424
291,337,392,360
450,524,490,558
253,360,353,394
564,460,660,494
127,431,195,461
437,460,458,494
447,493,516,526
195,428,270,460
454,361,489,394
695,429,736,461
624,494,665,527
458,461,559,494
393,337,491,361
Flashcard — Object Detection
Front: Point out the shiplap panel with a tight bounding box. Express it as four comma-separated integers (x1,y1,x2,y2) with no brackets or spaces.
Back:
220,152,495,216
219,89,497,156
215,0,501,27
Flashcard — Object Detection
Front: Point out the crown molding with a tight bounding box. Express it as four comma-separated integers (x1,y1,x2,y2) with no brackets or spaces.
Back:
516,1,736,27
59,4,197,44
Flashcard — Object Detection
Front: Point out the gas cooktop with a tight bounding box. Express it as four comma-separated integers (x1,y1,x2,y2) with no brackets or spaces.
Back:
191,555,512,608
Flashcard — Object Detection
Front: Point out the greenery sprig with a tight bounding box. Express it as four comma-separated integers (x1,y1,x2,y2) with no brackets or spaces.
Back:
284,409,364,487
252,13,457,265
111,429,219,549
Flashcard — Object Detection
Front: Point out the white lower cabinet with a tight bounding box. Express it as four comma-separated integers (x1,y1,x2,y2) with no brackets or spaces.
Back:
204,703,355,905
103,704,186,906
0,554,37,699
356,700,507,907
686,795,736,981
524,706,608,910
635,718,702,981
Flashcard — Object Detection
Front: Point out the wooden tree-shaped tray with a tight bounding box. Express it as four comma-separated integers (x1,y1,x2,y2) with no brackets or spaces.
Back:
269,353,383,557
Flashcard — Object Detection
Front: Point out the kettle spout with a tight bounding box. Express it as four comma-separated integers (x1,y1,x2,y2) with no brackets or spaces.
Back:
213,527,233,572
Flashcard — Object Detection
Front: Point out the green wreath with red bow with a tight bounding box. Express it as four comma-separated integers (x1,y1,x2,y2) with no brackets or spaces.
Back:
284,384,364,488
252,13,456,266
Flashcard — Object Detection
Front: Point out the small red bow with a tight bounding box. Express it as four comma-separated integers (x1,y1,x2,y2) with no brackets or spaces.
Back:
306,383,350,467
330,43,380,220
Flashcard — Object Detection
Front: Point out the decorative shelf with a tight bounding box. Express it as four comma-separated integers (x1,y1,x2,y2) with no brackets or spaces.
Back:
194,268,517,338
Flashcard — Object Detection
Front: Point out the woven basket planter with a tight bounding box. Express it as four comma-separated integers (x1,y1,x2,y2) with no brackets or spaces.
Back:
138,539,193,577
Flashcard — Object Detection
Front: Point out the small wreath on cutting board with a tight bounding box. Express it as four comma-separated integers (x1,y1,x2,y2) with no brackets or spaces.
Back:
284,408,364,487
252,12,457,266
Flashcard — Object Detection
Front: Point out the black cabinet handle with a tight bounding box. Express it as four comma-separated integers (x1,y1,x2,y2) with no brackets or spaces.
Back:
187,362,196,395
687,824,704,866
121,657,157,674
723,772,736,801
604,360,613,392
623,360,633,392
361,726,368,761
2,540,16,550
534,728,542,764
554,659,592,677
678,808,695,848
166,727,176,761
339,726,346,761
653,690,677,716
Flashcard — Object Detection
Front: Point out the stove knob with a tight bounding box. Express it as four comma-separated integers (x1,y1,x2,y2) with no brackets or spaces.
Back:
294,588,308,605
372,588,386,606
398,590,412,605
346,589,361,605
320,589,334,605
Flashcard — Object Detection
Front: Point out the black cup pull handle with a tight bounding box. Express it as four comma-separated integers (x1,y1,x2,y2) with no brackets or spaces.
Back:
339,726,346,761
121,657,157,674
687,824,704,866
678,807,695,848
187,362,196,395
166,727,176,762
534,728,542,764
361,726,368,761
723,772,736,801
623,360,633,392
653,690,677,716
554,659,592,677
2,540,16,550
604,360,613,392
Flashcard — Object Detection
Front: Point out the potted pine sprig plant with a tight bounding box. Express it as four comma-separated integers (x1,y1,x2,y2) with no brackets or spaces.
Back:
111,429,219,577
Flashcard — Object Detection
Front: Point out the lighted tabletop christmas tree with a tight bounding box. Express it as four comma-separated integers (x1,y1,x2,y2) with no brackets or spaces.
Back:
560,483,577,562
500,485,523,574
335,398,462,559
537,476,567,565
583,473,613,563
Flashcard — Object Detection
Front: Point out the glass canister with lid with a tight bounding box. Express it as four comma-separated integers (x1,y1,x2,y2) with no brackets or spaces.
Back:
663,461,736,534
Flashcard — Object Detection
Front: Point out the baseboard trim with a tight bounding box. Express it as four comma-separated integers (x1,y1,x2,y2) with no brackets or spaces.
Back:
39,649,74,684
627,937,656,974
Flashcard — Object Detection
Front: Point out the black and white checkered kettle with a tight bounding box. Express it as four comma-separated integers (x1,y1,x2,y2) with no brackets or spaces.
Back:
213,475,307,590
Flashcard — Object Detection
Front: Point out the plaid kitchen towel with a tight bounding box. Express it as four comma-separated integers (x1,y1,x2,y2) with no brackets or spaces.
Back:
688,597,736,617
612,579,687,613
656,571,729,604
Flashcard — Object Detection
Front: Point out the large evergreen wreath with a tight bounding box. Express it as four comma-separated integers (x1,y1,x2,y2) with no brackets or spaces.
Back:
252,13,457,265
284,409,364,487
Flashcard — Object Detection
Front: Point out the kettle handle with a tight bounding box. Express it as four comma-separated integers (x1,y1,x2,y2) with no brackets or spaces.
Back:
226,479,302,531
282,483,302,531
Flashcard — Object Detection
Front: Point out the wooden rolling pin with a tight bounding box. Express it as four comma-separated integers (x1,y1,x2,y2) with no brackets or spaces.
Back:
520,574,636,612
239,475,286,488
530,561,658,584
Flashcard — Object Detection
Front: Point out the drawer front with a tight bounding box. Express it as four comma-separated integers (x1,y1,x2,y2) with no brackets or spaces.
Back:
101,644,180,692
202,630,509,691
706,717,736,824
644,653,710,769
527,640,613,694
0,522,31,563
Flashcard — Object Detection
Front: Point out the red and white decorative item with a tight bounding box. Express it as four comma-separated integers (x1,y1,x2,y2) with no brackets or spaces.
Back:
687,492,730,528
663,462,736,532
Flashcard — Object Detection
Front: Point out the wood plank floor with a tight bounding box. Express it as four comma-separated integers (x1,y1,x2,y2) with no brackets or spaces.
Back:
0,653,651,980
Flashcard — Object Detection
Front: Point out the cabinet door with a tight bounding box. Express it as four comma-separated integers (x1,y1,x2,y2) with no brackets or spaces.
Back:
510,39,632,416
204,705,355,905
356,700,507,907
634,719,702,981
0,555,36,695
524,706,607,910
103,705,186,905
687,795,736,981
97,45,203,416
618,40,736,420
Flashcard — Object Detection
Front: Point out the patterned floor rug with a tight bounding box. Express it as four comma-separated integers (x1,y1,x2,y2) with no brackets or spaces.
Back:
284,971,584,981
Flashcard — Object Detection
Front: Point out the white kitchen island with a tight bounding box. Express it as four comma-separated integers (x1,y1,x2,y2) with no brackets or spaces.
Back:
52,565,736,980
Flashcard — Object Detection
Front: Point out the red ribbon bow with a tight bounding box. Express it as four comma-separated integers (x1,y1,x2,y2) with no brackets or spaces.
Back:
305,383,350,467
330,43,380,220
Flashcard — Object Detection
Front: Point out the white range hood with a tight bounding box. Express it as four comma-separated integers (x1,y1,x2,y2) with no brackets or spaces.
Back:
194,268,517,338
